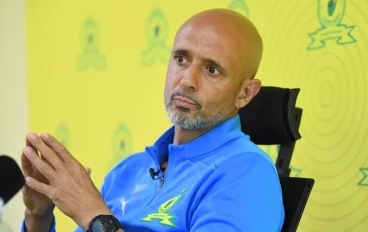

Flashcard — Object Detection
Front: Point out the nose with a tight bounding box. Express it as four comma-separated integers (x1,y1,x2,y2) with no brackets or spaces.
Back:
180,64,199,91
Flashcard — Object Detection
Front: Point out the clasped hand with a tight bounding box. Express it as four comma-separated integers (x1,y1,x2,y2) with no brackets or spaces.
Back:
22,133,112,230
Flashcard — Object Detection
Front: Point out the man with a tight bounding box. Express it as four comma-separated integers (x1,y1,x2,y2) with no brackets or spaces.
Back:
21,8,284,232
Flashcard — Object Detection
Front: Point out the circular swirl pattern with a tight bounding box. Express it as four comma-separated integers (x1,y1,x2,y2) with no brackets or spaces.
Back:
266,0,368,231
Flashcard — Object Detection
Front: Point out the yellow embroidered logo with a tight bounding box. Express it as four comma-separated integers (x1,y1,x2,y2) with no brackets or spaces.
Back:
141,189,186,227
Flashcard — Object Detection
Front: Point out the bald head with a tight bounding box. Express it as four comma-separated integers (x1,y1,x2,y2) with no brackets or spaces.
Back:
175,9,263,80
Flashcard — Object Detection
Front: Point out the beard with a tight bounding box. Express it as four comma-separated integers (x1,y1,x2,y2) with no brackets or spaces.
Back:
164,91,232,130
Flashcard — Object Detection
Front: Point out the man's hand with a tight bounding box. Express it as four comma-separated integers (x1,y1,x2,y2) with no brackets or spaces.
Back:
23,132,112,230
22,135,56,232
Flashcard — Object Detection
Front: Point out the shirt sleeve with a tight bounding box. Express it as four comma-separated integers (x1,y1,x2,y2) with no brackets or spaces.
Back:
190,153,285,232
20,215,56,232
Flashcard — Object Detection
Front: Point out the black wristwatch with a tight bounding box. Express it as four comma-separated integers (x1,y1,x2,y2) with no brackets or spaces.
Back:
87,215,123,232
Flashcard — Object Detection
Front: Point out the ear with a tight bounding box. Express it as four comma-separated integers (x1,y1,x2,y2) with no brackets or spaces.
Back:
235,79,261,109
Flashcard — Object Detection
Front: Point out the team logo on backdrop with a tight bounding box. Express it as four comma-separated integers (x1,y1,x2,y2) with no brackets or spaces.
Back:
228,0,249,18
358,168,368,186
307,0,356,50
109,123,133,169
55,124,71,150
290,166,302,177
77,18,107,71
141,8,172,67
142,189,187,227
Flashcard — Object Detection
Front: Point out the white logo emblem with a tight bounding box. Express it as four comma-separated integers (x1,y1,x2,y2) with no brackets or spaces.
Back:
119,184,147,216
120,197,136,216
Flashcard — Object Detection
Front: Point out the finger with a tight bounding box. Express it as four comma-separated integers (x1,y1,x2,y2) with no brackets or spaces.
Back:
26,133,64,171
85,167,92,175
21,147,51,186
23,146,56,182
25,134,41,171
26,134,39,157
21,151,33,177
21,147,50,187
40,133,76,164
25,176,53,198
26,137,53,169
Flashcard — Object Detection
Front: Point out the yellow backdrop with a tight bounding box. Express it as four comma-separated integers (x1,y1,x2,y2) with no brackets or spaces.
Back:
25,0,368,231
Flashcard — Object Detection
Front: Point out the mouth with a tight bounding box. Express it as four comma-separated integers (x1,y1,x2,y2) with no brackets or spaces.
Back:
173,96,197,109
174,96,196,104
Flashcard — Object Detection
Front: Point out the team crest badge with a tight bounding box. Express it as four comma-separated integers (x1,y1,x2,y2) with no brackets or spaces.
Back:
307,0,356,50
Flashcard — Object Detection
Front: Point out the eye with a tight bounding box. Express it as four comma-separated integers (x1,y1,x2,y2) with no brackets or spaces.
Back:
208,66,220,75
175,55,187,64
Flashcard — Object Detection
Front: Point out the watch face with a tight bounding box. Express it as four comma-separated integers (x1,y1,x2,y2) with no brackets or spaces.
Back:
91,216,115,232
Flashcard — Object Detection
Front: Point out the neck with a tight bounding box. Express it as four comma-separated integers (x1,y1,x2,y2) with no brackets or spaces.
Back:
173,125,215,145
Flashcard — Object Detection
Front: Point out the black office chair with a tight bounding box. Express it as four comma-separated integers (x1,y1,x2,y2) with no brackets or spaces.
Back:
239,86,314,232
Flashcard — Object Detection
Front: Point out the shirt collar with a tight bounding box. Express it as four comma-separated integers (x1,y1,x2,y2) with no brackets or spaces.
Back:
146,114,246,163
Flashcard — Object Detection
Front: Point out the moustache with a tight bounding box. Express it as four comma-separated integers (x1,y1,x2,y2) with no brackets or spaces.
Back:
170,92,202,109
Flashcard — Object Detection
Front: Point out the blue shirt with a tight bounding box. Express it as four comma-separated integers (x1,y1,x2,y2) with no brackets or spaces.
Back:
22,114,284,231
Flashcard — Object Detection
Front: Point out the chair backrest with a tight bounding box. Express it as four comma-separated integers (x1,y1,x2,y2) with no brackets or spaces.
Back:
239,86,314,232
239,86,301,145
238,86,301,177
279,177,314,232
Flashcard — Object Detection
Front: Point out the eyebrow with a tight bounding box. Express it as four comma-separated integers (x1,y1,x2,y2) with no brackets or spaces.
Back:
172,48,189,56
172,48,228,75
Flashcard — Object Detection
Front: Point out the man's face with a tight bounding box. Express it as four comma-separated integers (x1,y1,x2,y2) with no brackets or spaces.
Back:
164,23,245,130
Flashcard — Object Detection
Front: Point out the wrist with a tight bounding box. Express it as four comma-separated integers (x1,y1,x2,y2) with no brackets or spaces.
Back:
87,214,123,232
25,208,54,232
25,207,54,220
75,207,113,230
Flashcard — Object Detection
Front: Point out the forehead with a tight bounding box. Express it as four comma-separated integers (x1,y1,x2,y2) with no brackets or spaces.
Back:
173,24,243,71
